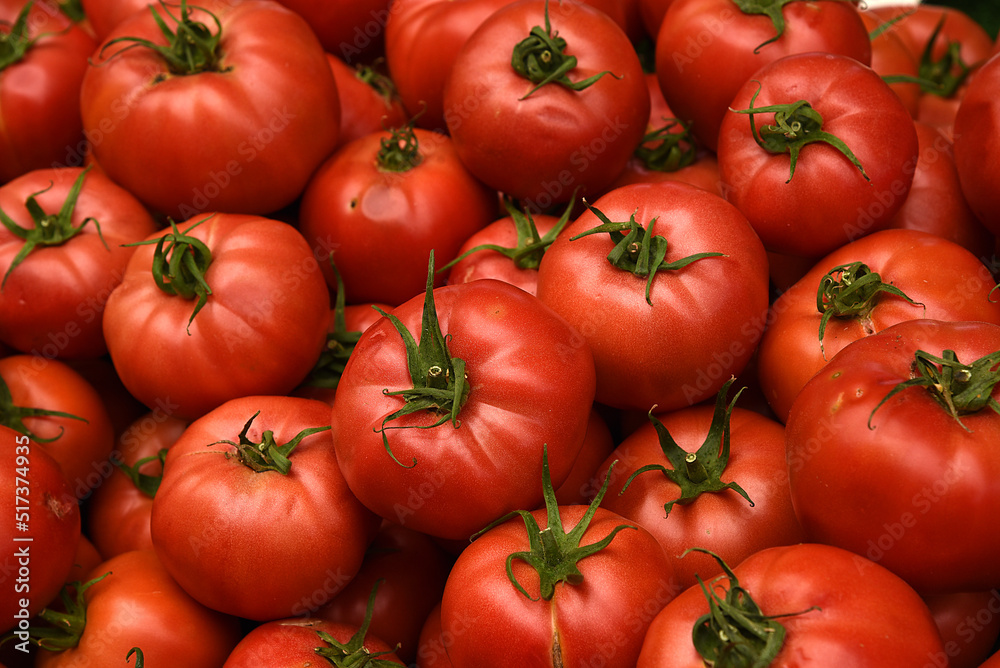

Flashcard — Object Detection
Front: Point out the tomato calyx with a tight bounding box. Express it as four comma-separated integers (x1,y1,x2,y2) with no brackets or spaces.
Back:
356,60,402,110
473,445,636,602
0,375,88,444
127,647,145,667
301,260,363,392
918,16,974,97
126,216,214,336
729,82,871,185
868,349,1000,432
570,202,724,305
730,0,801,53
816,262,924,360
210,410,331,475
0,1,59,70
373,253,470,468
633,119,698,173
97,0,228,76
686,547,818,665
114,448,168,498
313,579,402,667
56,0,86,24
0,166,108,292
511,0,619,100
12,573,109,651
376,119,423,172
438,194,576,273
619,377,754,517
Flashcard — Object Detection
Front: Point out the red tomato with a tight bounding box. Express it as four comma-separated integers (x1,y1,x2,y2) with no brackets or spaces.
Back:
415,604,457,668
0,355,114,500
316,522,455,665
0,167,158,359
553,408,615,505
0,427,80,633
103,212,331,420
443,0,649,206
86,411,187,559
65,534,102,584
327,54,409,148
593,380,805,591
953,51,1000,234
274,0,393,62
223,616,404,667
859,10,922,117
637,544,945,666
925,591,1000,668
34,550,242,667
786,319,1000,594
717,52,919,258
298,125,496,306
439,458,677,667
535,181,769,412
150,396,380,621
0,1,95,182
78,0,149,40
80,0,340,218
332,272,597,541
656,0,871,151
758,229,1000,422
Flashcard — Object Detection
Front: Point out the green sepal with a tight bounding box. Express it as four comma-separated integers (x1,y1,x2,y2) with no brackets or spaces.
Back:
127,647,145,667
7,574,111,652
437,193,577,274
124,216,214,336
376,117,423,172
313,579,401,667
729,0,799,54
0,1,70,71
511,0,619,99
729,81,871,184
0,165,107,292
570,202,724,305
619,377,753,517
115,448,169,498
815,262,924,360
0,375,88,444
633,118,698,173
96,0,228,76
210,411,331,475
868,349,1000,432
918,15,975,98
687,547,818,667
471,445,636,602
301,259,363,392
373,252,470,468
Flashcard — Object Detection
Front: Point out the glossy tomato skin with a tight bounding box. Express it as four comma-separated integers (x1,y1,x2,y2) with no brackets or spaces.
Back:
332,279,597,541
103,212,331,421
415,603,456,668
0,355,114,500
924,591,1000,668
299,128,496,307
80,0,340,219
35,550,242,668
637,543,945,667
0,167,158,359
594,405,805,591
86,411,188,559
79,0,150,40
786,319,1000,594
553,408,615,505
327,54,409,149
954,52,1000,234
656,0,871,152
858,10,921,118
535,181,769,412
440,505,677,667
443,0,649,206
223,617,404,667
758,229,1000,422
0,1,95,182
717,52,919,258
150,396,380,621
274,0,393,62
0,427,80,631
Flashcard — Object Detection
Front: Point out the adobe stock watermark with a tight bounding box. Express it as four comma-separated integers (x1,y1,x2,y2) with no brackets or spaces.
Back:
8,433,32,656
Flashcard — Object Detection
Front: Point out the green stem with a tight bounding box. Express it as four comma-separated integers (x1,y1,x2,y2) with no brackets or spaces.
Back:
115,448,168,498
313,580,401,667
6,574,110,652
730,0,802,53
210,411,331,475
633,119,698,173
376,121,422,172
301,260,363,392
918,15,974,97
0,376,88,444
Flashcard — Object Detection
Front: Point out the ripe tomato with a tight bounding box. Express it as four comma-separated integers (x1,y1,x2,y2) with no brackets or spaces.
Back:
637,544,945,667
80,0,340,218
150,396,380,621
0,0,95,182
34,550,242,667
858,10,921,117
717,52,920,258
327,54,409,148
78,0,149,40
0,166,158,359
953,51,1000,234
786,319,1000,594
535,181,769,412
924,591,1000,668
0,427,80,634
298,125,496,306
443,0,649,206
332,268,596,541
103,212,331,420
0,355,114,500
274,0,393,62
656,0,871,151
758,229,1000,422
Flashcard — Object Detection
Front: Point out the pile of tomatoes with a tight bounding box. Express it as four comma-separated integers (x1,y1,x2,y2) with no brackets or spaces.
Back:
2,0,1000,665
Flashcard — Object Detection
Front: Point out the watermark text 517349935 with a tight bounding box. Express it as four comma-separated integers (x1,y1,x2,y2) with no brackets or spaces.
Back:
10,433,32,654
